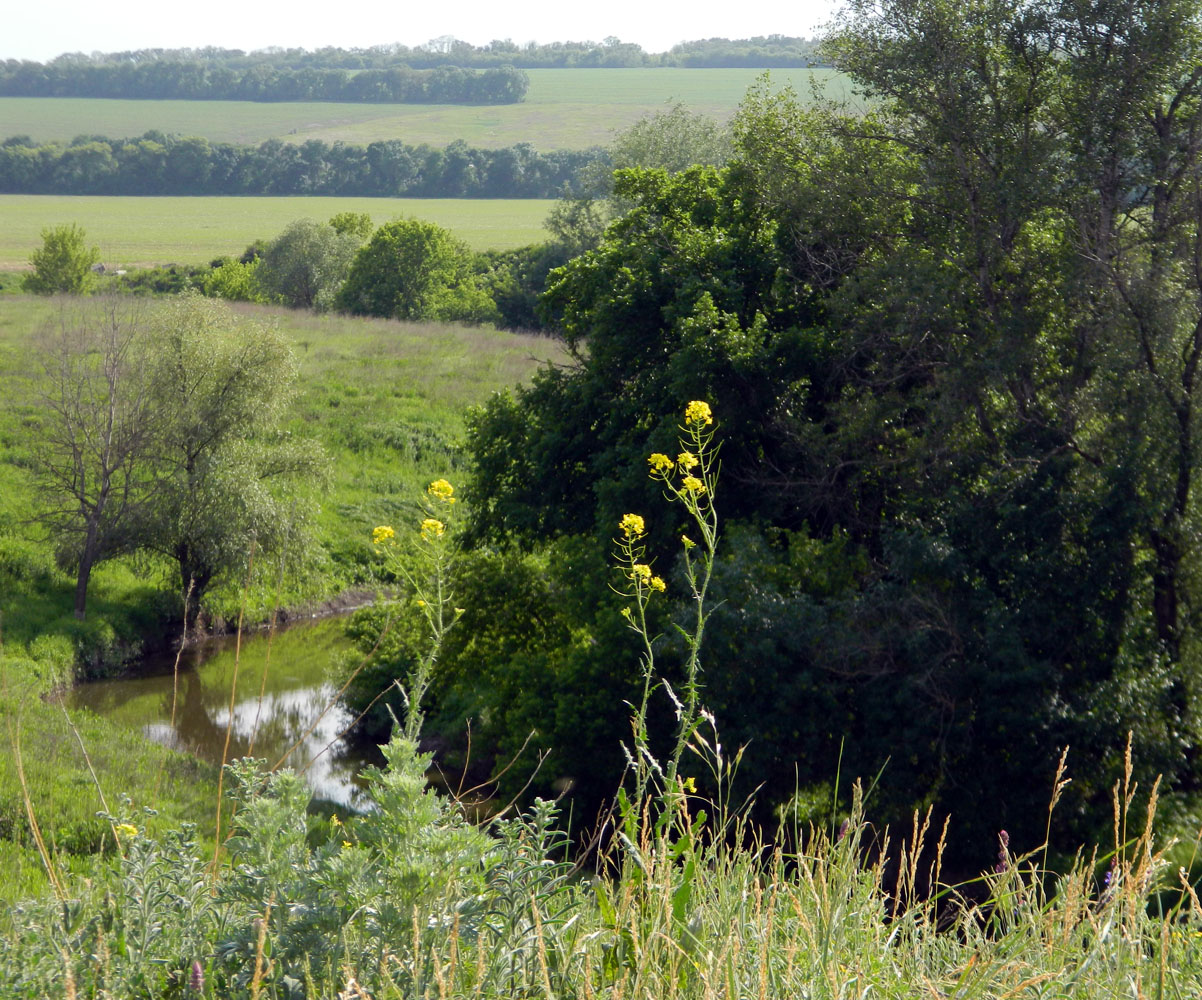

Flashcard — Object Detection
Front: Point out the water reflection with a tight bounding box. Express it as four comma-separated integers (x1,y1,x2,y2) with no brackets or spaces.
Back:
67,618,381,811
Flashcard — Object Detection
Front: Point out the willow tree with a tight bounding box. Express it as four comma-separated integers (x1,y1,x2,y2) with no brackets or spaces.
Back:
139,295,325,629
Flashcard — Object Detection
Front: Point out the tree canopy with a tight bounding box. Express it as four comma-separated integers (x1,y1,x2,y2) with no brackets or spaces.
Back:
447,0,1202,860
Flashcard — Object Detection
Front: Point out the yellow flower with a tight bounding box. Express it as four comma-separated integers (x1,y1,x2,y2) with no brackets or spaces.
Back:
681,776,697,793
427,479,455,504
676,450,699,471
372,525,395,545
648,453,675,474
619,513,646,539
685,400,713,426
454,607,466,615
416,599,426,608
682,475,706,494
682,534,696,549
342,840,353,849
115,823,138,838
631,563,653,581
621,606,633,620
420,517,445,540
650,576,666,593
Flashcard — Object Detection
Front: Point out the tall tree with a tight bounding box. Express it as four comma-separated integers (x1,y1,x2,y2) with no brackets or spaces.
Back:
140,295,324,628
32,298,158,619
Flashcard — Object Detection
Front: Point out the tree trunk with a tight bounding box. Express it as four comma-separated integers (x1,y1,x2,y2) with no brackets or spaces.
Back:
73,522,100,620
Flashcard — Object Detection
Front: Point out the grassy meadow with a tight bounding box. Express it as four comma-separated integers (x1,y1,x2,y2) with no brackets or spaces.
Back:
0,68,850,150
0,195,554,270
0,292,568,903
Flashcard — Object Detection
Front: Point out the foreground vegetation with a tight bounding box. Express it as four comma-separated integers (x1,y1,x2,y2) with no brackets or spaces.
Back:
4,409,1199,997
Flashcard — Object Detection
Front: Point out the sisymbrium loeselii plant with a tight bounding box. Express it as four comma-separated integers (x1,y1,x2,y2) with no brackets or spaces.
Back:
372,477,465,743
617,400,720,812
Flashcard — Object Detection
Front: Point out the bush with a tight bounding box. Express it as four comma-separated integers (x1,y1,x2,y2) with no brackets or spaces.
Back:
21,223,99,295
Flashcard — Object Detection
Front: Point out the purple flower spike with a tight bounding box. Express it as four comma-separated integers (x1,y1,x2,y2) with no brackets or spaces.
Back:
995,829,1010,873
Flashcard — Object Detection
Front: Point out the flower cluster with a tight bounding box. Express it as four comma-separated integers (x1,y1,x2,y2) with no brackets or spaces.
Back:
372,525,395,546
620,513,646,539
420,517,446,540
628,562,666,593
427,479,455,504
648,453,675,473
685,400,713,426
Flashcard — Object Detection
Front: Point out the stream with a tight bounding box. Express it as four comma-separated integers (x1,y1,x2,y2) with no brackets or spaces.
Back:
65,617,384,811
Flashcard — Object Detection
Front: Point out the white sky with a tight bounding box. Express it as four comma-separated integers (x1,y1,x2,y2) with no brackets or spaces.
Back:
5,0,841,62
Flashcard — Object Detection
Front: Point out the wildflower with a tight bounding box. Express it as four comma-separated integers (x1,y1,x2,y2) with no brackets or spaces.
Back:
682,475,706,494
837,818,850,842
372,525,395,545
631,563,653,581
189,960,204,994
420,517,445,540
685,400,713,426
681,776,697,793
681,534,696,549
995,829,1010,873
676,450,699,471
416,599,426,608
621,606,633,620
115,823,138,838
619,513,646,539
454,607,466,615
649,576,666,592
342,841,353,849
427,479,455,503
648,453,675,474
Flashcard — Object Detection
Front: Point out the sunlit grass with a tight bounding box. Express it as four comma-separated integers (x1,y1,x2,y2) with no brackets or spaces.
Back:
0,68,850,150
0,196,554,270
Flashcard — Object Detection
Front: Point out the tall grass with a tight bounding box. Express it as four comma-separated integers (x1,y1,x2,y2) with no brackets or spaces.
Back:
3,402,1201,997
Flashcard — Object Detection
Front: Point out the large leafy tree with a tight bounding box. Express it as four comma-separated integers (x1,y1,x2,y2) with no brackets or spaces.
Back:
460,2,1202,856
336,218,497,323
140,295,325,628
255,218,362,310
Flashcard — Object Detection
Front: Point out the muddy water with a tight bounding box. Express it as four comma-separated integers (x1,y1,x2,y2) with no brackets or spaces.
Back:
65,617,383,811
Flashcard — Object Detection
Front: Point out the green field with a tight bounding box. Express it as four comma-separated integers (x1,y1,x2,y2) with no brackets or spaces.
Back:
0,68,849,150
0,195,554,269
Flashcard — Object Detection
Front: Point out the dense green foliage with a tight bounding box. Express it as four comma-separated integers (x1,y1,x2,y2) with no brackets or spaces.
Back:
0,132,604,198
336,218,498,324
255,218,362,309
349,0,1202,865
0,58,528,104
20,222,98,294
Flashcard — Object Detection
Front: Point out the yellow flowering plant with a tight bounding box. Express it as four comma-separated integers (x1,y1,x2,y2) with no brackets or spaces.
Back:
372,477,465,741
618,401,721,808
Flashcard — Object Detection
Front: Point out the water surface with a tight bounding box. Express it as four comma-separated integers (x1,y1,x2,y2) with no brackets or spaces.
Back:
67,617,382,810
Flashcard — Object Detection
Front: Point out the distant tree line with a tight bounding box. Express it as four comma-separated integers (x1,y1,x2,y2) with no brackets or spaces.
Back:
7,37,825,85
0,59,528,104
0,133,606,198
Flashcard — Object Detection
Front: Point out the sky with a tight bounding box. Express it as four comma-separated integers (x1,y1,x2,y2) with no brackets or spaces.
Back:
5,0,841,62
